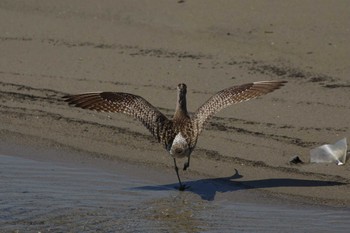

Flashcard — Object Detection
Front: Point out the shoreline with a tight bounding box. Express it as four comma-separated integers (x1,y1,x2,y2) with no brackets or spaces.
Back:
2,145,350,232
1,129,349,208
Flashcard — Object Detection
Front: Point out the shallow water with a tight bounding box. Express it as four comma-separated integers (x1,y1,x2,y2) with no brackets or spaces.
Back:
0,154,349,233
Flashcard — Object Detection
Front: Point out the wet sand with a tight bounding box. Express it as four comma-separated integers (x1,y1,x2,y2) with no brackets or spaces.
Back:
1,146,349,232
0,0,350,230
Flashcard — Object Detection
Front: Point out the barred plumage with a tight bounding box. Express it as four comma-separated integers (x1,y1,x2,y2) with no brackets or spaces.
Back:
192,81,287,134
63,80,286,190
63,92,170,144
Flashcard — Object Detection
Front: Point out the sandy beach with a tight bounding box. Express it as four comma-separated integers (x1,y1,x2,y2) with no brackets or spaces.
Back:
1,0,350,231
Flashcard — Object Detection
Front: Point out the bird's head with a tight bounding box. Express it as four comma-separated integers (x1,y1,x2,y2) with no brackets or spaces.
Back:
177,83,187,94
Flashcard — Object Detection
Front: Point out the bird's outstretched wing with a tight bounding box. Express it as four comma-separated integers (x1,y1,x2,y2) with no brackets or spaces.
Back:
63,92,170,142
191,80,287,134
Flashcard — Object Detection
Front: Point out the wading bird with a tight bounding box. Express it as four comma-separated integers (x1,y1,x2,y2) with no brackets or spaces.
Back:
63,80,286,190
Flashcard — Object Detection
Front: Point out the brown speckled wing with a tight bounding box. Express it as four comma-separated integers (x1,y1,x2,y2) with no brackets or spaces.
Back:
191,80,287,134
63,92,170,143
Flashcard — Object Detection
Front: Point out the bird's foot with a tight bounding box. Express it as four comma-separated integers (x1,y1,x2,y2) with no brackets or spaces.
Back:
183,162,189,171
178,184,190,191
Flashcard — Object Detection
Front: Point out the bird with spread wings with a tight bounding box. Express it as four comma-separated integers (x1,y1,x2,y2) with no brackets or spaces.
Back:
63,80,286,190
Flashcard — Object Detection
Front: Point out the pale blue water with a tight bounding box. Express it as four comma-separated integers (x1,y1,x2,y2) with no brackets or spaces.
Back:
0,154,349,232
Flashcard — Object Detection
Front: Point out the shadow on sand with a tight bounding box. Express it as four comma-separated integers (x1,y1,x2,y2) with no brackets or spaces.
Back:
131,169,346,201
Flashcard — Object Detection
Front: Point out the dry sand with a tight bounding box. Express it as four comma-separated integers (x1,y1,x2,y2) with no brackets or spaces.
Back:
1,0,350,207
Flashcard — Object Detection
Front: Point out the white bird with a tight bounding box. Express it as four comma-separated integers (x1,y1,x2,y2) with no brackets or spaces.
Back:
63,80,286,190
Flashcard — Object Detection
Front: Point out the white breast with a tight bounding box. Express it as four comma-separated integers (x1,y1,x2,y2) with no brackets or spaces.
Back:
169,132,190,158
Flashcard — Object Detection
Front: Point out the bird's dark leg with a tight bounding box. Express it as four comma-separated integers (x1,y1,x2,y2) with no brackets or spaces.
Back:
173,158,187,191
183,156,190,171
